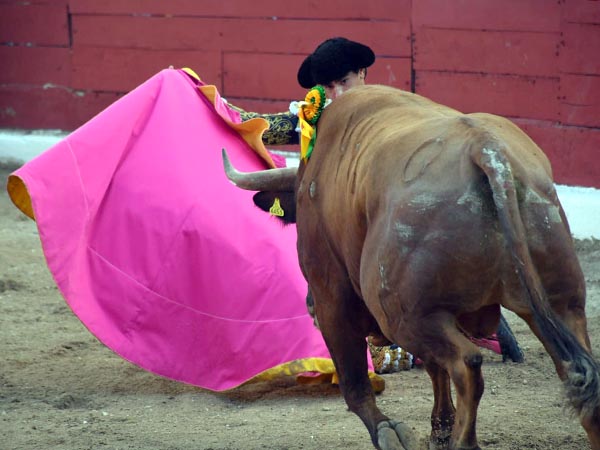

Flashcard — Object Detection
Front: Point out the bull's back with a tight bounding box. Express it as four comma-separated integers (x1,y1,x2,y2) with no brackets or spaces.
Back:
297,85,582,313
303,85,554,242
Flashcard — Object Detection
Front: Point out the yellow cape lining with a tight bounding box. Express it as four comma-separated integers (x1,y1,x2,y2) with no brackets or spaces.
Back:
7,175,33,220
245,357,386,393
182,67,276,169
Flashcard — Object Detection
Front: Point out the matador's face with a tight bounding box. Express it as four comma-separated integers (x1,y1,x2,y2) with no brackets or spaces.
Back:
322,68,366,100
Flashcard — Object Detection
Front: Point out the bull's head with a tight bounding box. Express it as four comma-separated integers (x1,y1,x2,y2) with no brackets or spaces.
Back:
222,149,299,224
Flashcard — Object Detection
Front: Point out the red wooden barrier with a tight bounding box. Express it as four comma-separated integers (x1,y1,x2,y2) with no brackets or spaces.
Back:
1,0,598,187
223,53,305,101
71,16,411,56
69,0,410,20
0,47,72,86
514,120,600,187
562,0,600,24
412,0,561,31
366,58,412,91
560,23,600,75
71,48,222,92
415,71,560,122
0,3,70,46
414,28,559,77
561,74,600,128
0,85,120,130
562,126,600,187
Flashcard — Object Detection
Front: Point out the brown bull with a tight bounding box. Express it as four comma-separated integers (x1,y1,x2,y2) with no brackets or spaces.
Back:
223,84,600,450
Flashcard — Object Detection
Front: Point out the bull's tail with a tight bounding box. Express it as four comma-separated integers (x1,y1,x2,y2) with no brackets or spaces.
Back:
471,144,600,422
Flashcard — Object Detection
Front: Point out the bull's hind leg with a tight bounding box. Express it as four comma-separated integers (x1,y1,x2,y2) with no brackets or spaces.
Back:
422,361,456,449
405,312,484,450
310,280,419,450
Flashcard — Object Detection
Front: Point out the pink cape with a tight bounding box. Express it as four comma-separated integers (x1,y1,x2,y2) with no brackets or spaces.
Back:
8,69,377,391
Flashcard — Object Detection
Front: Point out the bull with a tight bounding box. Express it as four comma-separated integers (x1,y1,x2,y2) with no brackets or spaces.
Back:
223,84,600,450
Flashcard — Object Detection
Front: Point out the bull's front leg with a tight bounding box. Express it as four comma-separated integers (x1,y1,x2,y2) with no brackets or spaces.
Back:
309,279,419,450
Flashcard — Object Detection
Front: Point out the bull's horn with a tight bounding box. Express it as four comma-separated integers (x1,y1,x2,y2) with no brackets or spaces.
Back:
222,148,298,191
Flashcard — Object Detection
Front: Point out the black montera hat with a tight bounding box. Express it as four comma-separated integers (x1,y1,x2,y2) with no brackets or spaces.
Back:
297,37,375,89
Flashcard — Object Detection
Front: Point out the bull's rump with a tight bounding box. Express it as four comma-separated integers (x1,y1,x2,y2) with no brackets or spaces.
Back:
297,84,583,339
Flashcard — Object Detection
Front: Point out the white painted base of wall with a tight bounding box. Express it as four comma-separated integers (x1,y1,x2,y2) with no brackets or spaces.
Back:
1,129,598,239
0,129,69,162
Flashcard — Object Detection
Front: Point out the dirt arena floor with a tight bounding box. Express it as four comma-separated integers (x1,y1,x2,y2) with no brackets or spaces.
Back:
1,163,599,450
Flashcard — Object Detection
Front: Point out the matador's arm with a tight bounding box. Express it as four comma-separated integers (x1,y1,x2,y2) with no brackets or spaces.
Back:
227,103,299,146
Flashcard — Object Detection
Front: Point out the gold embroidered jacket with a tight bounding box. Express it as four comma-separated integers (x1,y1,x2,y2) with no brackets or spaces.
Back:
227,104,299,146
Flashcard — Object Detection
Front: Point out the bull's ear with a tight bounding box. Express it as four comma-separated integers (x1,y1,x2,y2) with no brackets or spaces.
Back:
253,191,296,224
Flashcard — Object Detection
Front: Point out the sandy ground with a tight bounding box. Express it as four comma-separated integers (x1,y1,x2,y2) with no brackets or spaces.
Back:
1,163,600,450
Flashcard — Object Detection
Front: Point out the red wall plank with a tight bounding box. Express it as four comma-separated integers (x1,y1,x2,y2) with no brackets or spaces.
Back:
0,1,67,4
414,28,559,77
412,0,561,32
69,0,411,20
561,126,600,187
69,91,124,129
513,119,600,188
0,3,69,46
0,85,120,130
367,57,412,91
72,47,222,92
559,23,600,75
560,74,600,127
0,46,72,85
415,71,560,121
223,53,305,101
562,0,600,24
513,119,570,181
71,16,411,57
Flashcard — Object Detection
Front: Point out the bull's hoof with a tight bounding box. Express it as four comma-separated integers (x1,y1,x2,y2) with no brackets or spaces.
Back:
429,429,451,450
377,420,418,450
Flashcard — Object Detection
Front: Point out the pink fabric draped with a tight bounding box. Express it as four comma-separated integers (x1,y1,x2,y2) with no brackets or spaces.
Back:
8,69,351,391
